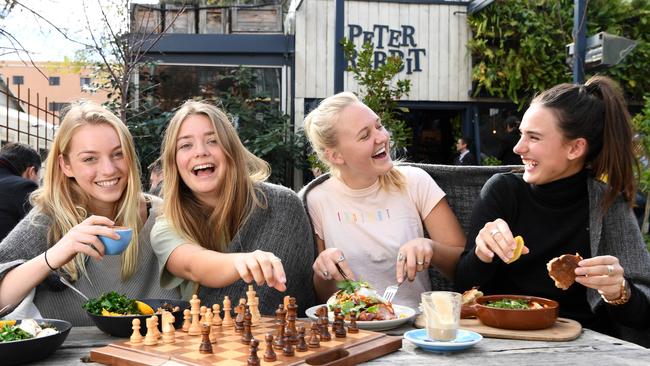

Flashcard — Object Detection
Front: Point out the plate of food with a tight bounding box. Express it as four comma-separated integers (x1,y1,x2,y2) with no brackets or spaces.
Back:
464,294,559,330
306,280,416,331
0,318,72,365
83,292,189,337
404,328,482,352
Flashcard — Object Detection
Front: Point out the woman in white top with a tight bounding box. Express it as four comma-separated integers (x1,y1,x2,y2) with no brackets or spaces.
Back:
301,92,466,308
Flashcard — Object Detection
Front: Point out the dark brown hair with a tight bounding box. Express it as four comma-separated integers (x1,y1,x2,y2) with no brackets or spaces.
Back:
532,75,637,212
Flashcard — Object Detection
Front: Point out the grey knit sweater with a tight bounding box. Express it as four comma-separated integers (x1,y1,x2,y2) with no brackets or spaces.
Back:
155,183,317,317
0,195,180,326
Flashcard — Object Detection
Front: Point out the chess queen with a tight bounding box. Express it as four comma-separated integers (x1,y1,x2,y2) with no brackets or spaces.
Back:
0,102,178,325
151,100,316,313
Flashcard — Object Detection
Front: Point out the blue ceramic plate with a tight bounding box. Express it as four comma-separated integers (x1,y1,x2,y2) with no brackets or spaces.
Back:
404,328,482,352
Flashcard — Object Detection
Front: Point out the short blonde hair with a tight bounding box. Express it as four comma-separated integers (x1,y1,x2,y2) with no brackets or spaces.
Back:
303,92,404,191
161,100,269,252
31,101,143,281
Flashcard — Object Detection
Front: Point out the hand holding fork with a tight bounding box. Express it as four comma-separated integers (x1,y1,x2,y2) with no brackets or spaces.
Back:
313,248,355,281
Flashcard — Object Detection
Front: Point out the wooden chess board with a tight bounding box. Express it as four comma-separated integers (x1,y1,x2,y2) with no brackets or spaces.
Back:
90,317,402,366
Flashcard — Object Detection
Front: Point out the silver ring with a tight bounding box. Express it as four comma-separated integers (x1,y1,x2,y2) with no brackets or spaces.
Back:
489,228,501,238
397,252,405,262
336,255,345,263
607,265,614,276
322,270,329,278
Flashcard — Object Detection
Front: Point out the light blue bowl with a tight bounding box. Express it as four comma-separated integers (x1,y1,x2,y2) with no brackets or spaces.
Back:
98,227,133,255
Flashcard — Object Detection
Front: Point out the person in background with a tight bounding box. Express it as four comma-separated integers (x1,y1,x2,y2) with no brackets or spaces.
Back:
150,100,316,314
0,142,41,241
498,116,522,165
454,136,477,165
301,92,466,309
148,157,163,196
0,102,178,325
455,75,650,346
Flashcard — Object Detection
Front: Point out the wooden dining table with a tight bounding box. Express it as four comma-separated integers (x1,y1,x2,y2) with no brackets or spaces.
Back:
28,322,650,366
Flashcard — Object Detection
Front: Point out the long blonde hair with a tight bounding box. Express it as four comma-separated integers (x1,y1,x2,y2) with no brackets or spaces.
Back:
31,102,143,281
303,91,405,191
161,100,270,252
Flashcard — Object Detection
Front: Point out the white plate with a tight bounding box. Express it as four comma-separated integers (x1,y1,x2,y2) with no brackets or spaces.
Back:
404,328,482,352
305,304,416,331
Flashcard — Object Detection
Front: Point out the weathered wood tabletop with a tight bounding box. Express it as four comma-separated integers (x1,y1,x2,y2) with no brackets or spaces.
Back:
29,325,650,366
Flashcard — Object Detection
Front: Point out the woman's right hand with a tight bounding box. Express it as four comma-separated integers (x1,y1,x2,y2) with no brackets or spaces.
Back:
474,218,529,263
233,250,286,292
313,248,355,281
47,215,118,268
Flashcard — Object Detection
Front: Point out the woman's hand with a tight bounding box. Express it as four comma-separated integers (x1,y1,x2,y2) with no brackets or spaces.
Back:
313,248,355,282
233,250,287,292
47,215,117,268
574,255,626,300
396,238,434,283
474,219,529,263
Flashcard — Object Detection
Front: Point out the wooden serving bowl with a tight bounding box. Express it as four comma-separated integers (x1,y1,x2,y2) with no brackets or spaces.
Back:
465,294,559,330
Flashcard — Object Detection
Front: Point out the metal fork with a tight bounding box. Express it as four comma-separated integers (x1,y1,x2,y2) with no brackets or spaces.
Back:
59,276,89,301
382,282,402,303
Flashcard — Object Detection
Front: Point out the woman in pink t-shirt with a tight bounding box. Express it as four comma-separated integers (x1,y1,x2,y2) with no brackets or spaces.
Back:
302,92,466,307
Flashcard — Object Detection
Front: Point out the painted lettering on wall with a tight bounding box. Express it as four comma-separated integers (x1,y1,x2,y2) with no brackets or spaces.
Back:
347,24,426,75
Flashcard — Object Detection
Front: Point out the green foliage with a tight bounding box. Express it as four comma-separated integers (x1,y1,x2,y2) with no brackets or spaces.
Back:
468,0,650,108
341,38,412,150
482,155,502,166
82,291,139,316
633,94,650,193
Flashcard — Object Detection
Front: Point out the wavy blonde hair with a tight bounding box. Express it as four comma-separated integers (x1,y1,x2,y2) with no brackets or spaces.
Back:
303,91,405,191
161,100,270,252
31,102,143,281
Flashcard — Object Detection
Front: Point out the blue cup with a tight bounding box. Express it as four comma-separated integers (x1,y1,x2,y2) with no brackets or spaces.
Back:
98,226,133,255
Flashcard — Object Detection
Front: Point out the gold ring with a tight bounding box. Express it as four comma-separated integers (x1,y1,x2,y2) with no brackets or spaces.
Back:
397,252,405,262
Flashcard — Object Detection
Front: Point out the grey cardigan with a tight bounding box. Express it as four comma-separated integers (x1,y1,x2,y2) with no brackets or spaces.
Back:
0,195,179,326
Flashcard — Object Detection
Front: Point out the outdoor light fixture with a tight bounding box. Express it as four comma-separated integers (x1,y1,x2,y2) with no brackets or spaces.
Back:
566,32,637,70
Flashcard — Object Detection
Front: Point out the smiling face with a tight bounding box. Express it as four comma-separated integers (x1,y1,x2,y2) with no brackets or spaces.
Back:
175,114,228,208
59,123,129,215
513,104,586,185
327,102,392,188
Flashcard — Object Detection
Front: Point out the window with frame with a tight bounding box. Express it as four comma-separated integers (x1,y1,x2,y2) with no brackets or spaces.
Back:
48,76,60,86
12,75,24,85
49,102,70,112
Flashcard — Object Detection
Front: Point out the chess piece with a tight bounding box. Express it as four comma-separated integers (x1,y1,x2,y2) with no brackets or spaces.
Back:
273,306,286,350
205,310,217,344
348,310,359,333
199,305,207,324
241,308,253,344
247,285,261,324
162,311,176,344
247,339,260,366
212,304,223,326
143,317,158,346
334,313,347,338
264,332,277,362
152,316,161,340
130,318,143,345
283,295,290,310
199,324,213,354
296,325,308,352
320,315,331,341
282,335,294,356
222,296,234,327
182,309,191,332
308,322,321,348
188,294,202,336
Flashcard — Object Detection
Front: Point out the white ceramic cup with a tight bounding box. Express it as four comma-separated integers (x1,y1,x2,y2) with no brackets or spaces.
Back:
420,291,461,341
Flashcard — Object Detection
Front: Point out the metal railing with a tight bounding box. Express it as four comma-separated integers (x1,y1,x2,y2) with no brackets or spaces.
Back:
1,83,59,154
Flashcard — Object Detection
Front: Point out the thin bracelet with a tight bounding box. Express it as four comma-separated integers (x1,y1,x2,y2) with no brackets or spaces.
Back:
43,250,57,271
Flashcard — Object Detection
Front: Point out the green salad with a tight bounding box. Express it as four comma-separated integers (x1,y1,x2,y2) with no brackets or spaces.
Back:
0,324,33,342
82,291,139,315
485,298,531,310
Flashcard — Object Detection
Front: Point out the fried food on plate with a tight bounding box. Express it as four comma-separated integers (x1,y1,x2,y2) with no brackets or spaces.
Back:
547,253,583,290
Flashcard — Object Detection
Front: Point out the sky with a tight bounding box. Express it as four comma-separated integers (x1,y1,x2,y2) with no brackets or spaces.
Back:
0,0,157,62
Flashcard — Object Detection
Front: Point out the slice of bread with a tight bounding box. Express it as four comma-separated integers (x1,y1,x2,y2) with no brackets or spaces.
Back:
547,253,583,290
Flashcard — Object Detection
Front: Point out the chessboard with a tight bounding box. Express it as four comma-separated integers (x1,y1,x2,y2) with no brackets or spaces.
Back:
90,290,402,366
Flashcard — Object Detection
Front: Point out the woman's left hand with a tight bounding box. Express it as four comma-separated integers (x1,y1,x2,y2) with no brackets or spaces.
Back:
396,238,434,283
574,255,625,300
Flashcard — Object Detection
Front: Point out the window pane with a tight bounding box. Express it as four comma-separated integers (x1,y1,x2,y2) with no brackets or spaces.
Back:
49,77,60,86
12,75,24,85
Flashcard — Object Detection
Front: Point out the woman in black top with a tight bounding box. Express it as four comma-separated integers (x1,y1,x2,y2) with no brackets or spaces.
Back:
455,76,650,345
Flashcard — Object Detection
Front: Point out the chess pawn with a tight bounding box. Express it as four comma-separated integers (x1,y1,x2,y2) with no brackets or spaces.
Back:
241,309,253,344
348,310,359,333
273,316,286,350
282,335,294,356
247,339,260,366
212,304,223,326
199,324,213,354
199,305,207,323
222,296,234,327
205,310,217,344
319,316,331,341
296,325,308,352
152,316,161,339
308,322,321,348
263,332,277,362
130,318,143,345
182,309,191,332
334,313,347,338
143,317,158,346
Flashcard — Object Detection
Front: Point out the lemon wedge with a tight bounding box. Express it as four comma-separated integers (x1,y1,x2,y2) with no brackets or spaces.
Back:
136,301,155,315
507,236,525,264
101,309,124,316
0,319,16,327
